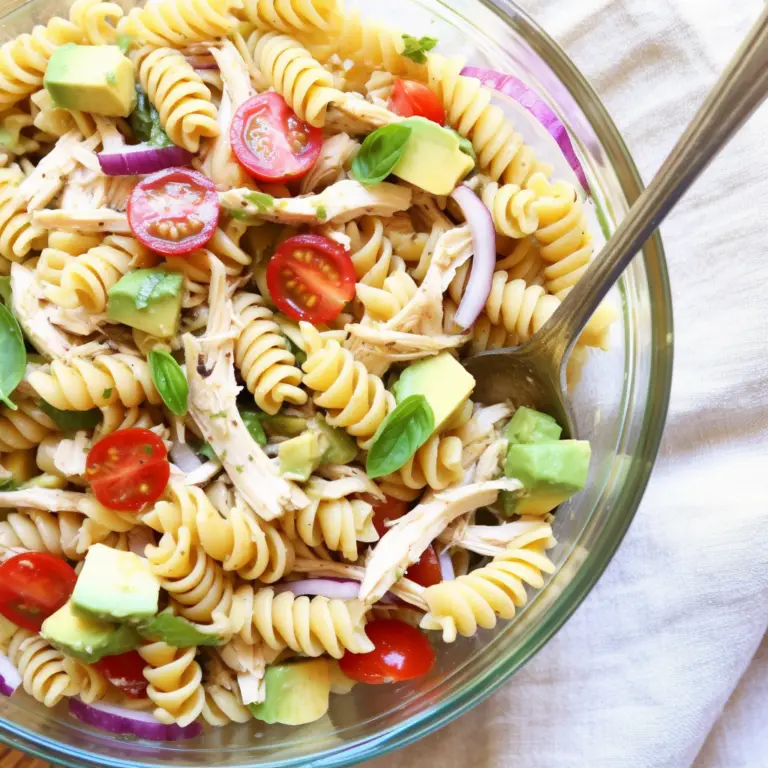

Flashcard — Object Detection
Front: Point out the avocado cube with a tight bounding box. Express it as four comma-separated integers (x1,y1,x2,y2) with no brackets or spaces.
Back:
394,351,475,434
503,440,591,517
278,431,322,482
391,117,475,195
504,407,562,445
248,660,330,725
72,544,160,623
261,414,308,437
138,609,221,647
107,269,183,338
41,601,141,664
44,44,136,118
314,416,357,465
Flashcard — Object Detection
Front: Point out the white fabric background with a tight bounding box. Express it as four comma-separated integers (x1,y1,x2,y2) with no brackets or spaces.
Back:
368,1,768,766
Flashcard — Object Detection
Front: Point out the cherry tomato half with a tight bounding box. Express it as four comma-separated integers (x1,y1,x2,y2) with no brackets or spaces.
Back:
0,552,77,632
230,92,322,182
339,619,435,684
128,167,219,256
86,428,170,512
93,650,148,699
405,545,442,587
364,494,409,538
389,79,446,125
267,234,356,324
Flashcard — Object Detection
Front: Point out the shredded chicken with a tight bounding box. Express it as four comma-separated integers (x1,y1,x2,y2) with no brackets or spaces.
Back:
51,431,89,477
0,488,93,512
329,93,401,132
220,180,412,225
359,479,522,605
184,255,307,520
440,517,554,557
32,209,131,234
11,263,76,359
316,464,384,500
300,133,359,195
217,637,271,706
170,459,223,487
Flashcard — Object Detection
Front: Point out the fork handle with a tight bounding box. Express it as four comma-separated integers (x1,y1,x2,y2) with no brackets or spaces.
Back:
538,3,768,356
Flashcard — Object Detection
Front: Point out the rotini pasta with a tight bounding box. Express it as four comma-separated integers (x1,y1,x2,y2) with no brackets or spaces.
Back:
469,174,539,238
240,0,341,35
0,509,83,559
202,682,252,726
0,164,47,264
69,0,124,45
0,396,58,452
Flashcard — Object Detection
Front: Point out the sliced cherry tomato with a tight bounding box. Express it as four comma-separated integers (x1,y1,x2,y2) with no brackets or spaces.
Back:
339,619,435,684
86,428,170,512
388,79,446,125
0,553,77,632
363,494,409,537
127,167,219,256
93,650,148,699
267,234,355,324
405,544,442,587
230,92,322,182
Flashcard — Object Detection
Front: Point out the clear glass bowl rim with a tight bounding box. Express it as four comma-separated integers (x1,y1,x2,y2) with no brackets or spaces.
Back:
0,0,673,765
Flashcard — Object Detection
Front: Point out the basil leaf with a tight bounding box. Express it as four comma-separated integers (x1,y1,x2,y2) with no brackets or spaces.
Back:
198,441,217,461
0,478,18,491
0,303,26,409
148,350,188,416
240,408,267,446
400,34,438,64
351,124,412,185
244,191,275,211
366,395,434,478
129,84,173,149
0,276,11,306
39,400,102,432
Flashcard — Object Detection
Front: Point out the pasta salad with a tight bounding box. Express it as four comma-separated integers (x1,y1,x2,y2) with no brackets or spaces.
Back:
0,0,613,738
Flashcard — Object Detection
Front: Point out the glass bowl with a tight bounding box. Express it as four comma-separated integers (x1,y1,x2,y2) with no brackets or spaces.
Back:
0,0,673,764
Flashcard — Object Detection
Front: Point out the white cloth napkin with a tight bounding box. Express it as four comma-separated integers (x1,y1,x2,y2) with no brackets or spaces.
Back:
368,1,768,766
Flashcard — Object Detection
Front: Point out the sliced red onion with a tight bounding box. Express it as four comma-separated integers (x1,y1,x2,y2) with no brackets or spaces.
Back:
460,66,589,192
185,55,219,70
69,698,202,741
97,145,194,176
438,551,455,581
450,185,496,329
0,653,21,696
127,526,155,558
277,578,361,600
169,440,204,473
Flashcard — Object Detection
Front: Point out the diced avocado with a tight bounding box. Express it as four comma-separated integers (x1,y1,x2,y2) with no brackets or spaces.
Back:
72,544,160,623
392,117,475,195
504,407,562,445
503,440,591,517
40,601,140,664
0,449,37,485
314,416,357,465
44,44,136,118
262,414,308,438
138,609,221,647
278,431,322,482
248,660,330,725
107,269,183,338
394,351,475,434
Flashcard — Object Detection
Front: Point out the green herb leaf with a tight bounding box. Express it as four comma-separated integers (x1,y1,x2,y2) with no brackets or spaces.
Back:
105,71,116,86
133,271,179,310
0,303,26,409
138,609,221,647
0,477,18,491
244,191,275,212
198,441,217,461
229,209,252,221
148,349,188,417
446,127,477,165
39,400,102,432
102,388,112,399
315,204,327,221
285,336,307,365
116,33,133,55
0,276,11,306
240,408,267,446
129,84,174,149
400,34,438,64
351,124,412,185
366,395,434,478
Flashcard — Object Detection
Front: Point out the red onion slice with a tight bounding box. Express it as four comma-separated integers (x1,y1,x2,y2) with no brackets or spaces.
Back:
97,145,194,176
0,653,21,696
69,698,202,741
185,55,219,70
169,440,204,473
450,185,496,329
438,551,455,581
460,66,589,192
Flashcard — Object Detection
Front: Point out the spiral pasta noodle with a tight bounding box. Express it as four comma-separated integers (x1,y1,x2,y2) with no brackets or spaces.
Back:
202,682,252,726
118,0,240,47
387,433,464,493
300,322,393,444
30,89,98,139
69,0,124,44
420,524,556,642
355,268,417,322
134,46,220,153
44,235,157,313
94,403,161,439
0,509,83,560
139,642,205,726
7,629,81,706
240,0,341,35
232,292,307,415
427,54,542,185
28,353,162,411
64,658,110,704
470,175,539,238
0,164,47,263
0,17,83,109
0,396,58,452
251,32,340,127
